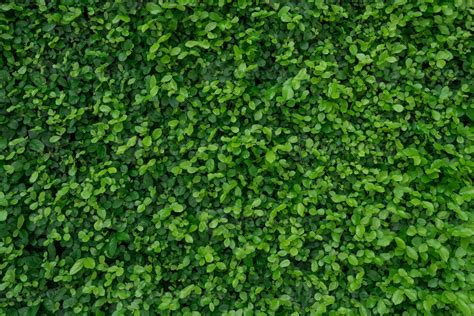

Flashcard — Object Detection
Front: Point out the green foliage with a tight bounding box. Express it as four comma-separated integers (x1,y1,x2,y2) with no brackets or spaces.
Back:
0,0,473,315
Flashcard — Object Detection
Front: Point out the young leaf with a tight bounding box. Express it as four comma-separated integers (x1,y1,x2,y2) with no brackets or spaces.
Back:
70,260,84,275
282,85,294,101
83,257,96,269
265,151,277,164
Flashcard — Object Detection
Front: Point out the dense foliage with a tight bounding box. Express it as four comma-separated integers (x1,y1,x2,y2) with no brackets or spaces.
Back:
1,0,473,315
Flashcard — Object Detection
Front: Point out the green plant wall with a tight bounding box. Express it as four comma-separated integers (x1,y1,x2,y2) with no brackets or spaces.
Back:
0,1,473,315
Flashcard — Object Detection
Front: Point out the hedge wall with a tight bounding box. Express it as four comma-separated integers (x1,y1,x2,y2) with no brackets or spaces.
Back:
0,1,473,315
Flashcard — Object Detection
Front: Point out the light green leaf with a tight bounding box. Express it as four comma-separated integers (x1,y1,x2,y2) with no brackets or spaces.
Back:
81,183,94,200
265,151,277,164
97,208,106,219
438,246,450,262
179,285,195,299
172,203,184,213
69,260,84,275
49,135,61,143
282,85,294,101
392,290,405,305
393,104,404,112
406,246,418,260
142,136,152,147
83,257,96,269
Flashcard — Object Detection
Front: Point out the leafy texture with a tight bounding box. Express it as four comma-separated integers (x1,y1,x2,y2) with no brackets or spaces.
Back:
0,1,473,315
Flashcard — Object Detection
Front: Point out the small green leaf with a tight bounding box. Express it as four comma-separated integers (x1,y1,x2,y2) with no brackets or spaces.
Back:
168,120,179,128
179,285,195,299
436,59,446,68
296,203,305,216
205,22,217,32
29,171,39,183
265,151,277,164
97,208,106,219
150,86,159,97
83,257,96,269
348,255,358,265
406,246,418,260
106,237,118,257
69,260,84,275
438,246,450,262
328,82,340,99
81,183,94,200
393,104,404,112
392,290,405,305
205,253,213,262
150,42,160,54
376,300,388,315
146,3,162,14
282,85,294,101
29,139,44,152
143,136,152,147
172,203,184,213
149,75,157,89
49,135,61,143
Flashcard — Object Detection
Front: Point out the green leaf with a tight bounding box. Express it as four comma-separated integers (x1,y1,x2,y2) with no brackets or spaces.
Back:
393,104,404,112
149,75,157,89
376,300,388,315
142,136,152,147
406,246,418,260
97,208,106,219
168,120,179,128
205,22,217,32
455,299,472,316
296,203,305,216
49,135,61,143
392,290,405,305
282,84,294,101
150,42,160,54
436,59,446,68
146,3,162,14
327,82,340,99
0,210,7,222
265,151,277,164
270,298,280,311
62,7,82,24
29,139,44,152
83,257,96,269
179,285,195,299
29,171,39,183
150,86,159,97
81,183,94,200
438,246,450,262
172,203,184,213
395,237,406,249
69,260,84,275
348,255,358,265
106,237,118,257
